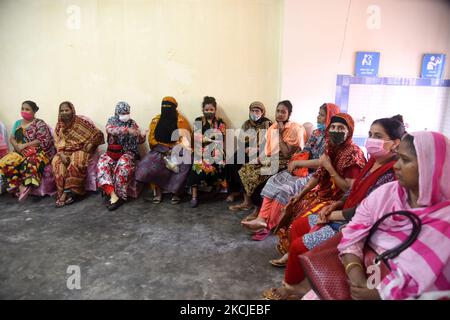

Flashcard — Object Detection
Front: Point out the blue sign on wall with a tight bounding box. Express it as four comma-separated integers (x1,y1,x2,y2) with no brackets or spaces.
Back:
421,54,446,79
355,51,380,77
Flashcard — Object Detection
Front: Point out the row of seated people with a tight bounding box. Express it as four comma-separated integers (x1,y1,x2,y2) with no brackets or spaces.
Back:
0,96,311,210
1,97,449,300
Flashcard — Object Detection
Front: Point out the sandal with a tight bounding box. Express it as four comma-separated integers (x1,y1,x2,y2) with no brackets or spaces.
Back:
153,196,162,204
241,212,258,221
64,196,75,205
262,287,301,300
171,196,181,205
251,228,270,241
18,186,31,202
55,199,65,208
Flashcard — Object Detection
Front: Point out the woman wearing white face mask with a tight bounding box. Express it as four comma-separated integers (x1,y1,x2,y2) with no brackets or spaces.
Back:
225,101,272,205
97,101,146,211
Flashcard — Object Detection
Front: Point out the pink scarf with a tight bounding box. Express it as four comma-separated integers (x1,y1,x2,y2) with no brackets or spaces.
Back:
338,131,450,299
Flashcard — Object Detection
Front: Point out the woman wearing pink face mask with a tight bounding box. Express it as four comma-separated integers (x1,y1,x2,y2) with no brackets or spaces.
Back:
264,115,405,300
0,101,56,200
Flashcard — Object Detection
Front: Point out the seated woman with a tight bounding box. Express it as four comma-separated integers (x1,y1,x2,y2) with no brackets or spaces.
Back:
0,100,56,200
226,101,272,207
236,100,306,237
241,103,340,236
303,131,450,300
52,101,105,207
264,115,405,299
97,101,146,211
0,121,9,194
186,96,227,208
0,120,8,158
273,113,366,264
136,97,192,204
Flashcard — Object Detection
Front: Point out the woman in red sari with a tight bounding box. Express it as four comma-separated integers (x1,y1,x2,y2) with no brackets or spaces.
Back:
272,113,366,266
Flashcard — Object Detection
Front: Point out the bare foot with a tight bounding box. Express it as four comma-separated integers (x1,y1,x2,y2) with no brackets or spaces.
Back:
229,202,253,211
262,286,301,300
241,217,267,231
283,280,310,298
241,211,258,222
269,253,288,266
225,192,240,202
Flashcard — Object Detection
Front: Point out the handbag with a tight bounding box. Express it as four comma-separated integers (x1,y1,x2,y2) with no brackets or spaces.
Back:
299,210,422,300
106,144,123,161
289,151,310,177
163,154,179,173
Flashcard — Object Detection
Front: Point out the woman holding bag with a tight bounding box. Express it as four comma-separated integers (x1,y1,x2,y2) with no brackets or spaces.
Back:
337,131,450,300
267,131,450,300
263,115,405,299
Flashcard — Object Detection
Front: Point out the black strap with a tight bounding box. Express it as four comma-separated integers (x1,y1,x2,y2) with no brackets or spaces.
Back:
365,210,422,267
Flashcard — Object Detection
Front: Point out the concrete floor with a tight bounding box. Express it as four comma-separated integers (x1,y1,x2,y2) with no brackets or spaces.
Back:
0,192,284,300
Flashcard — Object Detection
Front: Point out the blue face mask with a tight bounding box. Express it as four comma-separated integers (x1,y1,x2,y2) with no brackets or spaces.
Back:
317,123,326,130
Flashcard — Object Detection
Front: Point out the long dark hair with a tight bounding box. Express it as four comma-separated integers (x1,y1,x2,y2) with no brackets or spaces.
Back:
372,114,406,140
22,100,39,112
277,100,293,118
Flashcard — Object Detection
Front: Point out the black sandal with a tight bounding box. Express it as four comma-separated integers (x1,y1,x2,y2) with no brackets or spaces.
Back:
108,198,125,211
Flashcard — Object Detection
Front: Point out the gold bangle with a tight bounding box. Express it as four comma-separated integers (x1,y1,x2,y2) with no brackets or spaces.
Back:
345,262,364,274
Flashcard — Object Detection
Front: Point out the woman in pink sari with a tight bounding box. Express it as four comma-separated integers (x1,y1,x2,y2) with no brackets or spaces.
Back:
337,131,450,299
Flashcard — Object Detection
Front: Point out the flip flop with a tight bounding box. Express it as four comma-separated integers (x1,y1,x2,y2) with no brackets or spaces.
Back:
225,195,234,202
55,200,65,208
171,196,181,205
153,196,162,204
251,228,270,241
18,186,31,202
64,196,75,205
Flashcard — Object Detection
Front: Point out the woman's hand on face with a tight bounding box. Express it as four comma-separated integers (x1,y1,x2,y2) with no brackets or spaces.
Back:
278,121,285,133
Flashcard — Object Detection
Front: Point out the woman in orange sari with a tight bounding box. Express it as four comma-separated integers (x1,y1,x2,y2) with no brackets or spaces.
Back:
235,101,306,226
241,103,340,239
52,101,105,207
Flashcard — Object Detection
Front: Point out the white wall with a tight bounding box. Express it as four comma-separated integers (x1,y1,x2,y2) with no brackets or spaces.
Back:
281,0,450,125
0,0,283,135
1,0,449,139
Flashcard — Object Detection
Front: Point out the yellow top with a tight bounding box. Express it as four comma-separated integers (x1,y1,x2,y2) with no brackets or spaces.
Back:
148,113,192,148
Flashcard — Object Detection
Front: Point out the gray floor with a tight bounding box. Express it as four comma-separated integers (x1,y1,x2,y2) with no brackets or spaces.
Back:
0,192,284,300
